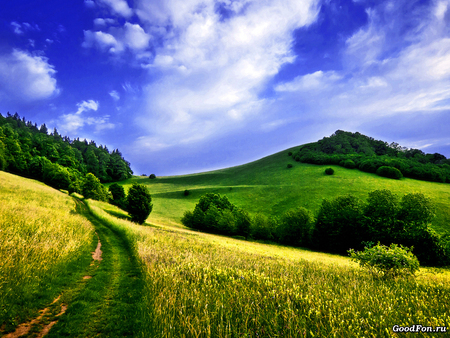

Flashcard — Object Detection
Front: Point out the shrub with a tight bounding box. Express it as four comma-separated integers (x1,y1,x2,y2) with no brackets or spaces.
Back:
325,168,334,175
348,243,420,279
109,183,126,210
313,195,364,253
126,183,153,224
184,189,190,196
288,151,292,156
287,163,293,169
340,159,356,169
250,214,276,241
376,166,403,179
276,207,314,246
149,174,156,179
82,173,109,201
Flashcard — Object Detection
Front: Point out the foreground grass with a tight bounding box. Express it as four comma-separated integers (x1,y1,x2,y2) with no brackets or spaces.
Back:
91,200,450,338
116,149,450,234
0,171,95,332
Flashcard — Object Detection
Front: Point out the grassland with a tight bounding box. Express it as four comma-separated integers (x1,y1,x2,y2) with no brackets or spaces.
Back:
0,171,95,332
88,200,450,337
114,148,450,234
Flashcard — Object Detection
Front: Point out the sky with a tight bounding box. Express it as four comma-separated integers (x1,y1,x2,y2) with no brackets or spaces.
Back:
1,0,450,176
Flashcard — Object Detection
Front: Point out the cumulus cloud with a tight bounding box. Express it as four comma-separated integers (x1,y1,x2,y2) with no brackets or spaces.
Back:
130,0,320,150
82,22,151,54
58,100,114,134
97,0,133,18
0,49,59,101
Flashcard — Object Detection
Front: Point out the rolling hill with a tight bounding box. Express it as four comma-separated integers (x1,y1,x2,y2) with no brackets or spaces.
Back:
114,146,450,235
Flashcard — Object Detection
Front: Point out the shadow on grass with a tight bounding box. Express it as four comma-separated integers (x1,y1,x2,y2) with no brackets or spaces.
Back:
104,209,132,221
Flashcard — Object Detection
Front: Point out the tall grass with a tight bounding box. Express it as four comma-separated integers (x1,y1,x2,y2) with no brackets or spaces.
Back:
0,172,94,329
88,200,450,338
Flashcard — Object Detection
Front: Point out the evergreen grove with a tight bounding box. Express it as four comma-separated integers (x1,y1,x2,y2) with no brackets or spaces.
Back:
182,191,450,267
0,113,132,193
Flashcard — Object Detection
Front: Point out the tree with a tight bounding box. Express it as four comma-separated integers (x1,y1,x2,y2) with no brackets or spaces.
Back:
109,183,126,209
313,194,364,253
277,207,314,246
126,183,153,224
364,189,399,244
82,173,109,201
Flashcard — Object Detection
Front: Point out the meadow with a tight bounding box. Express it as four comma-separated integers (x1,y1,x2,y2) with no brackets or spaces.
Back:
88,199,450,338
0,171,95,332
115,148,450,235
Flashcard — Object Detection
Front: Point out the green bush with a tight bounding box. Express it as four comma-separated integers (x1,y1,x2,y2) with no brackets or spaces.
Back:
287,163,293,169
109,183,126,210
184,189,190,196
126,183,153,224
313,194,364,254
149,174,156,179
250,214,276,241
276,207,314,246
376,166,403,179
82,173,109,201
325,168,334,175
348,243,420,279
340,159,356,169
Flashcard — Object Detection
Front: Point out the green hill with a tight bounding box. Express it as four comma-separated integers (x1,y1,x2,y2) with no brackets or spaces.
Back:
114,146,450,235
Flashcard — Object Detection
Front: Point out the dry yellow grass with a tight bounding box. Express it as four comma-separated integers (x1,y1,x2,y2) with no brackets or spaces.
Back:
0,171,94,329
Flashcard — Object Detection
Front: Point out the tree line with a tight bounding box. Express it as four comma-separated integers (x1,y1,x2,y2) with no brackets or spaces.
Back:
0,112,132,193
290,130,450,183
182,191,450,267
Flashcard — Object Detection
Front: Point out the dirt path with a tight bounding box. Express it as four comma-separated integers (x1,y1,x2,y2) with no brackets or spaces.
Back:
3,199,144,338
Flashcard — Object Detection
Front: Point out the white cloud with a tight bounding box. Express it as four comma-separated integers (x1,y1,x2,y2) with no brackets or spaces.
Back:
98,0,133,18
84,0,96,8
58,100,114,134
275,71,342,92
123,22,151,50
82,22,151,54
131,0,320,151
109,90,120,101
82,30,122,53
0,49,59,101
11,22,23,35
270,0,450,141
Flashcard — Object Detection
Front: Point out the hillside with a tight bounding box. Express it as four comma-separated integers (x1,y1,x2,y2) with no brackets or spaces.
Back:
116,145,450,235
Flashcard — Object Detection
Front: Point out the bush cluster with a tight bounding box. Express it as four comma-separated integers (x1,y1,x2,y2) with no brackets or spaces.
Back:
348,243,420,279
183,190,449,267
108,183,153,224
325,168,334,175
290,130,450,183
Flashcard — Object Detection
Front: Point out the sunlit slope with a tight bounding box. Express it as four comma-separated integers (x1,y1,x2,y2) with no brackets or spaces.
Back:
0,171,94,329
118,147,450,233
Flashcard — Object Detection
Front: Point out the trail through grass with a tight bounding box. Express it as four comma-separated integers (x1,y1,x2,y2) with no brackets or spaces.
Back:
45,199,145,337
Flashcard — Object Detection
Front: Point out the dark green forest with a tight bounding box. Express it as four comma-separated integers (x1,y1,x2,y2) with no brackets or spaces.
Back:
0,112,132,193
290,130,450,183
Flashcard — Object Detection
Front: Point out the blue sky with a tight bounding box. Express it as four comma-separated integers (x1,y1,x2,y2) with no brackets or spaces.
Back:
1,0,450,175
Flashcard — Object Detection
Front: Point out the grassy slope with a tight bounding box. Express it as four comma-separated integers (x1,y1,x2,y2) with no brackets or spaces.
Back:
115,147,450,234
91,200,450,337
0,171,95,332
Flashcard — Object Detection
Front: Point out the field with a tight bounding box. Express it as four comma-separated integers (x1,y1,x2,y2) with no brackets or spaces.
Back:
114,148,450,234
89,200,450,337
0,171,95,332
